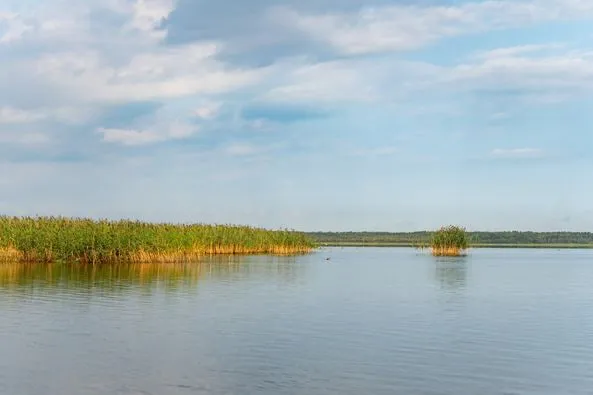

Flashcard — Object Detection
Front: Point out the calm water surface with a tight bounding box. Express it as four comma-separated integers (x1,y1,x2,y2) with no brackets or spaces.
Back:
1,248,592,395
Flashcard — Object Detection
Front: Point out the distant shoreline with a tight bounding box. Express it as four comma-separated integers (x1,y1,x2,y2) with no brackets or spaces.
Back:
315,242,593,249
307,230,593,249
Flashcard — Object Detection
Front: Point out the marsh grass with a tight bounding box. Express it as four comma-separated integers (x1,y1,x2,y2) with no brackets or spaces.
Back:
0,216,315,264
431,225,469,257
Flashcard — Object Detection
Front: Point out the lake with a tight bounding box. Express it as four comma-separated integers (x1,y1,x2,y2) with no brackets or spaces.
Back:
1,248,592,395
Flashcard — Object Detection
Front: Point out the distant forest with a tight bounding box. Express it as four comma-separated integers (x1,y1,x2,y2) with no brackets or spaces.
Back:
307,231,593,246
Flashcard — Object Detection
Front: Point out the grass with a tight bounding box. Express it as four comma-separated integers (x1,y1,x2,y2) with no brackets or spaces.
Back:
431,225,469,257
0,216,315,264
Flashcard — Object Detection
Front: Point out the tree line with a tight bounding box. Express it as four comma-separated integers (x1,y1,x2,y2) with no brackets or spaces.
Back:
307,231,593,245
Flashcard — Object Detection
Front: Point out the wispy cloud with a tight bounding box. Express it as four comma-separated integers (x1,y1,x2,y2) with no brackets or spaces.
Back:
32,44,263,104
261,58,392,103
224,143,263,157
0,11,31,44
241,102,330,123
97,121,196,146
0,107,46,124
128,0,175,38
444,47,593,101
283,0,593,55
0,106,98,125
351,146,399,157
472,44,565,61
193,102,222,119
222,141,285,157
490,148,545,159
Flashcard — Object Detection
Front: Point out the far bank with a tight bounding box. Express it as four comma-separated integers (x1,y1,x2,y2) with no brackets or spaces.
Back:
314,242,593,249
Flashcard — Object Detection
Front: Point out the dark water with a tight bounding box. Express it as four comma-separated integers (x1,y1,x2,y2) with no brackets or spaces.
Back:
1,248,592,395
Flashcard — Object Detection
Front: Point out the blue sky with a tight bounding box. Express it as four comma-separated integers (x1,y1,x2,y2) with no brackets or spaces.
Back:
0,0,592,231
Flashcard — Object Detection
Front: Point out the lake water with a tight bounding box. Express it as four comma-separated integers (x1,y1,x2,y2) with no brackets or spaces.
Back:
1,248,592,395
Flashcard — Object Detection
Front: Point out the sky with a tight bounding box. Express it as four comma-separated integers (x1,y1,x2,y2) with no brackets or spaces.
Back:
0,0,592,232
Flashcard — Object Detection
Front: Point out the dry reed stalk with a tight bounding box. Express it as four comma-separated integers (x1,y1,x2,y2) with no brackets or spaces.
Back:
0,246,24,262
431,246,464,257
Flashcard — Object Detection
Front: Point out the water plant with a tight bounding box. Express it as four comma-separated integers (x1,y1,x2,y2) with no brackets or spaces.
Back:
0,216,315,264
431,225,469,257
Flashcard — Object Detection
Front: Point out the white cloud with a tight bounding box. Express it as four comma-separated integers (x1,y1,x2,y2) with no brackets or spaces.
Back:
0,106,97,125
281,6,467,54
99,128,161,145
0,0,264,117
129,0,175,36
447,47,593,94
98,121,197,145
472,44,564,61
490,148,545,159
280,43,593,104
2,0,174,45
31,43,263,104
193,102,222,119
223,142,283,157
0,107,46,124
0,11,32,43
1,0,593,158
257,54,446,106
283,0,593,55
51,107,100,125
262,58,381,103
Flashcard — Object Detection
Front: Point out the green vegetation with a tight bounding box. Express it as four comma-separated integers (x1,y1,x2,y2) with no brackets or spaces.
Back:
0,216,315,264
430,225,469,256
308,231,593,248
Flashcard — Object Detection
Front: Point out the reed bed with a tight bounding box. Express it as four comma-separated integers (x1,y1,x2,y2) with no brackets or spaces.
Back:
431,225,469,257
0,216,315,264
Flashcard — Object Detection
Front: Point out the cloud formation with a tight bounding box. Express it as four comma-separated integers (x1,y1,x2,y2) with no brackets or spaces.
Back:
285,0,593,55
1,0,593,229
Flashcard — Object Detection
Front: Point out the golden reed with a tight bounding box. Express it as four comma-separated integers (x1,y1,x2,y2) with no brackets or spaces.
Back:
0,216,315,264
431,246,466,257
1,245,312,264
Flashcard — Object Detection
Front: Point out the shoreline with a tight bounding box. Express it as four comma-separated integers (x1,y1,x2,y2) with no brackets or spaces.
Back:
316,242,593,249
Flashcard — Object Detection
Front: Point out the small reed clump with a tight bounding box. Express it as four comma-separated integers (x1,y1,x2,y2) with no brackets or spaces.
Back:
0,216,315,264
431,225,469,257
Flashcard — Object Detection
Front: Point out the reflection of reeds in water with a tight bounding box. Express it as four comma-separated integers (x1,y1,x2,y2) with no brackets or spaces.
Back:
434,260,467,291
414,242,429,251
0,256,305,291
0,262,211,289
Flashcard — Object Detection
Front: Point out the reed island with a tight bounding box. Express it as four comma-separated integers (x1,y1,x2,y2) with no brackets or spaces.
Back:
431,225,469,257
0,216,315,264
